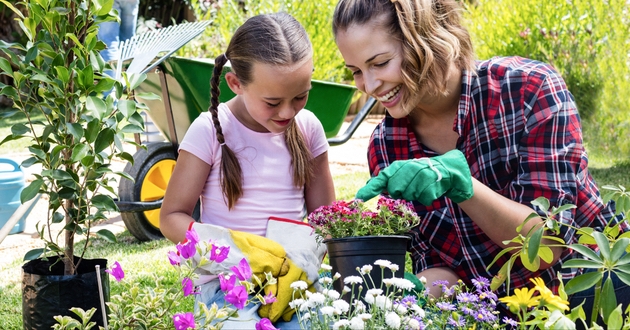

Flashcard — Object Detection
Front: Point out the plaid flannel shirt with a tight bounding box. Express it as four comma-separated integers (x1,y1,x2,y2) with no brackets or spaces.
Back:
367,56,624,299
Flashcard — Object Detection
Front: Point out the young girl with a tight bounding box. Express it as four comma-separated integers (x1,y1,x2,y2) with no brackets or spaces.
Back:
160,12,335,328
332,0,627,326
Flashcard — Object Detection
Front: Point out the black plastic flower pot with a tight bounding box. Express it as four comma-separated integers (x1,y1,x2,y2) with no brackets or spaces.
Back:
22,256,109,330
324,235,410,303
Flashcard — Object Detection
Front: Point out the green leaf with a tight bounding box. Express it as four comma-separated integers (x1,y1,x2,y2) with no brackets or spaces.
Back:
85,118,100,143
11,123,30,135
539,246,554,264
614,270,630,287
23,248,44,261
86,96,107,120
610,238,629,263
135,92,161,100
593,231,611,261
531,196,550,211
71,144,90,163
607,305,623,330
20,179,43,203
520,252,540,272
601,277,617,324
562,259,603,269
96,229,117,243
120,123,144,134
94,128,115,153
91,194,118,211
0,57,13,75
127,73,147,90
55,66,70,85
66,123,84,140
0,0,25,19
118,99,137,118
528,226,543,263
568,244,602,262
564,271,603,295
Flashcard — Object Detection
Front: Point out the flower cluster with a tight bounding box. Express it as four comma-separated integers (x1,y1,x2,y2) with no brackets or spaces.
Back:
290,261,512,330
70,228,280,330
307,197,421,239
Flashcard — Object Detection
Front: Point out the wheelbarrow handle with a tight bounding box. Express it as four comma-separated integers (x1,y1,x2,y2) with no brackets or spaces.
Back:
115,199,163,213
327,97,377,146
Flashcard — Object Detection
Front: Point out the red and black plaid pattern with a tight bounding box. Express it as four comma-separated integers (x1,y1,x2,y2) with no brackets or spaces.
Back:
367,56,625,299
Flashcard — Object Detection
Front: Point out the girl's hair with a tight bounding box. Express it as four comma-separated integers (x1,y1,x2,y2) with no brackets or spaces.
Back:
210,12,314,209
333,0,475,112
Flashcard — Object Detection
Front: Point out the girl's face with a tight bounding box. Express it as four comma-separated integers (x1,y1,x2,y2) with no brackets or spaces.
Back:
229,58,313,133
335,19,409,118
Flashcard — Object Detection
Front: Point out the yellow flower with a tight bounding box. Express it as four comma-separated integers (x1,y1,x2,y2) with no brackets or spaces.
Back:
530,277,570,311
499,287,540,313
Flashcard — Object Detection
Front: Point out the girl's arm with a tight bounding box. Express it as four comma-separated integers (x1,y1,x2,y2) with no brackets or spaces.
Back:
304,151,335,214
160,150,211,244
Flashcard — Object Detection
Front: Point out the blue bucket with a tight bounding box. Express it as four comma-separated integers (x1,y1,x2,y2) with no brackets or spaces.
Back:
0,157,26,234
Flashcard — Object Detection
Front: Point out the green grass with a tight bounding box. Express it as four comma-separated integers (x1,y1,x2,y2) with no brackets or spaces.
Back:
0,109,45,155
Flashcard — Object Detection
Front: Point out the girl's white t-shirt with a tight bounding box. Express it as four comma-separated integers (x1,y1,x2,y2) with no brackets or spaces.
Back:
178,103,329,236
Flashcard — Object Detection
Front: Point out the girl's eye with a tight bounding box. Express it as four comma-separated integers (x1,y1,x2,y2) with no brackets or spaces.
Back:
266,102,280,107
295,95,307,101
375,60,390,67
351,70,361,76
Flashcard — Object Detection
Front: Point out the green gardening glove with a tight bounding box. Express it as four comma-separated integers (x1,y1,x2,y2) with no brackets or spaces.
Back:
355,149,473,205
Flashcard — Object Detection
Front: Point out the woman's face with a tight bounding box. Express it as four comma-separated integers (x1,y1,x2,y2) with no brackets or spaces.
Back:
335,20,409,118
230,58,313,133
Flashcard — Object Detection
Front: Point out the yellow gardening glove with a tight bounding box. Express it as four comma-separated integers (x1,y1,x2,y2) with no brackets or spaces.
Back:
258,258,312,322
229,229,289,280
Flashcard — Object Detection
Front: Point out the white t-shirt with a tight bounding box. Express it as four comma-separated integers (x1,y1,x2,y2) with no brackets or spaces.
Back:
178,103,329,236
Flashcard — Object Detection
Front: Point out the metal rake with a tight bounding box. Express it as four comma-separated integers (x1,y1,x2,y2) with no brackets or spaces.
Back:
115,20,212,79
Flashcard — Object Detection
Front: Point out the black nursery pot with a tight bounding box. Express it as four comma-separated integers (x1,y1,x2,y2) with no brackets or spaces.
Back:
324,235,410,302
22,256,109,330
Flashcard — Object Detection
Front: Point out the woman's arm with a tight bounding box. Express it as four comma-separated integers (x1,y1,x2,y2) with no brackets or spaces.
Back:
304,151,335,214
160,150,212,244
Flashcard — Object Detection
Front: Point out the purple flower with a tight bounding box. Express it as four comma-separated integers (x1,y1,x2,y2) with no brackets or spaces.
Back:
173,312,195,330
225,285,248,310
436,302,456,311
471,277,490,291
210,244,230,263
176,241,196,259
262,292,277,304
456,292,479,303
231,258,252,281
503,316,519,327
182,277,197,297
219,273,236,292
185,229,200,245
255,318,278,330
432,280,450,287
167,251,181,266
105,261,125,282
448,315,466,327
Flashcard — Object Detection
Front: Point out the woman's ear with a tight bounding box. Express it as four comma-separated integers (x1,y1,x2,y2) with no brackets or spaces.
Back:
225,72,243,95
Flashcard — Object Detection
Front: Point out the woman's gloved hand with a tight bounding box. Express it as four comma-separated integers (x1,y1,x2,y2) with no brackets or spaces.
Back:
355,149,473,205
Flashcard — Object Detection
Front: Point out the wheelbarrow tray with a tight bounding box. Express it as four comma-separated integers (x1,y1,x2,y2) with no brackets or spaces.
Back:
135,56,357,144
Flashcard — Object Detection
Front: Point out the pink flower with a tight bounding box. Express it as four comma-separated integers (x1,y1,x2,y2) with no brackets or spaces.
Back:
185,229,200,245
255,318,278,330
167,251,181,266
176,241,196,259
105,261,125,282
219,273,236,292
210,244,230,263
230,258,252,281
225,285,248,309
173,312,195,330
262,292,277,304
182,277,197,297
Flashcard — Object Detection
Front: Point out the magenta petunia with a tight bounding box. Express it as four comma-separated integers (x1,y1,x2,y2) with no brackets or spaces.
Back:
219,273,236,292
224,285,248,310
210,244,230,263
167,250,181,266
173,312,195,330
176,241,196,259
105,261,125,282
182,277,197,297
255,318,278,330
230,258,252,281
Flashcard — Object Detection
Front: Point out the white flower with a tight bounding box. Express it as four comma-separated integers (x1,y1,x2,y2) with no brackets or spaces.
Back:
342,286,351,294
332,320,350,330
357,313,372,321
289,298,305,309
333,272,341,280
392,278,415,291
410,304,425,318
349,317,365,329
375,295,392,310
385,312,401,329
364,294,375,304
321,263,332,271
366,288,383,296
382,278,394,287
320,306,335,316
343,276,363,285
332,299,350,314
407,318,420,330
387,263,399,272
360,264,373,274
319,277,333,285
300,313,311,321
354,301,367,313
308,292,326,305
290,281,308,290
327,289,341,300
395,304,408,314
374,259,392,267
419,276,427,284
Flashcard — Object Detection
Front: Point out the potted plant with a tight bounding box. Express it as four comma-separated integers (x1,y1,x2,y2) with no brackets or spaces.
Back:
307,197,421,300
0,0,150,327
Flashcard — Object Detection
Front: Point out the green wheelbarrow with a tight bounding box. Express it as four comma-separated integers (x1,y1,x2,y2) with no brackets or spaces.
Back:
116,56,377,241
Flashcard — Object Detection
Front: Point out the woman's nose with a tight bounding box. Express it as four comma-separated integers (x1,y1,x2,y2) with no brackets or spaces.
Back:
363,72,381,96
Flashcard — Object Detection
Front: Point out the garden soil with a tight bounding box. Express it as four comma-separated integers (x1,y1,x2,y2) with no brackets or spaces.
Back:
0,115,383,274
